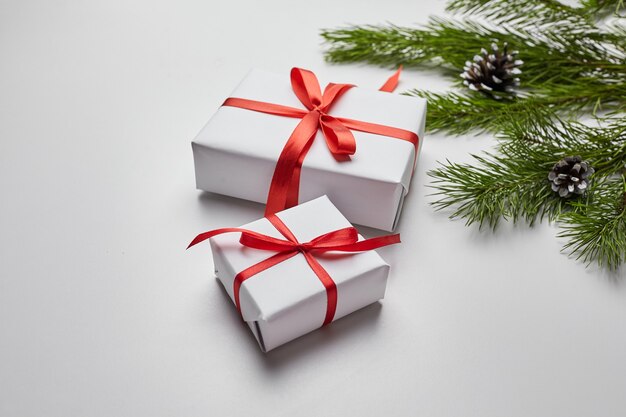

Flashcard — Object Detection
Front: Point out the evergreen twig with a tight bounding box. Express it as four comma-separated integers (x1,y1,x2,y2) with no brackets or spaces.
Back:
428,110,626,268
321,0,625,135
559,177,626,269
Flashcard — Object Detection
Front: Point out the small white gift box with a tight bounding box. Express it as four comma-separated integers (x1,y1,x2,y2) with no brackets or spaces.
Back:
192,68,426,231
193,196,397,352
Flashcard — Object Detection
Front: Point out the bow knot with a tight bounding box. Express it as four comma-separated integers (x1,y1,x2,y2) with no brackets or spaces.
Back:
295,243,307,252
290,68,358,161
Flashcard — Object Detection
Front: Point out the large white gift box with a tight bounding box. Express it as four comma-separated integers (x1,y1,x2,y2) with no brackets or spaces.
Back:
204,196,396,352
192,68,426,231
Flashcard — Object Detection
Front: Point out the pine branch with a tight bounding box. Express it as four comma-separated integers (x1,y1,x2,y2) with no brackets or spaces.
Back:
428,154,567,229
406,90,513,134
429,111,626,267
322,14,625,82
321,0,625,135
428,114,579,229
408,80,626,135
581,0,625,17
446,0,591,27
559,177,626,270
449,0,624,24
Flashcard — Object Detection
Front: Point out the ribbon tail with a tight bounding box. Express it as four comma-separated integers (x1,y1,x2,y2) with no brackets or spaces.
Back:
317,234,401,252
187,227,250,249
378,65,403,92
265,111,320,215
187,227,296,251
302,253,337,326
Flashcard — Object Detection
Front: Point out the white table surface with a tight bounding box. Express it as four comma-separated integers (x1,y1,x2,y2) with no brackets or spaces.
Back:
1,1,625,416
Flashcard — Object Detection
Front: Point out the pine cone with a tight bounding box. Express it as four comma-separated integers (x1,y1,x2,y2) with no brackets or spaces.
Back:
548,156,594,198
461,42,522,98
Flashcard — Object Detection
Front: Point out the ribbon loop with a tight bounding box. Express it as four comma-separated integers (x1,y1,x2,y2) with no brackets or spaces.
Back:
303,227,359,250
238,232,296,252
291,68,323,110
320,83,354,113
319,114,357,157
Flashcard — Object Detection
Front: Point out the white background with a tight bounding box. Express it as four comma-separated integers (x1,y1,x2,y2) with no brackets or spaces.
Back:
1,1,625,416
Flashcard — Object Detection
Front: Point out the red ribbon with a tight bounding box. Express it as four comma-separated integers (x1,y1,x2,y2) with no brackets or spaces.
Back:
222,66,418,215
187,214,400,325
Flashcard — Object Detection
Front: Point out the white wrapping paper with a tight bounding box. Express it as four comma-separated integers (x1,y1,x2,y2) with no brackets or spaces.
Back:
192,68,426,231
209,196,391,352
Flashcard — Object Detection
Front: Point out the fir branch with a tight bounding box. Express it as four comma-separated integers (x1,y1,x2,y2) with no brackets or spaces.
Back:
446,0,591,28
406,90,511,134
321,0,625,135
559,177,626,270
322,13,625,78
429,111,626,267
320,24,437,69
407,81,626,135
428,154,566,229
581,0,625,17
497,112,626,177
427,115,581,228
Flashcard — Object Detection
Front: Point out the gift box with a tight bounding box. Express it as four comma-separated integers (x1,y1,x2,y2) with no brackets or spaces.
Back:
192,67,426,231
188,196,399,352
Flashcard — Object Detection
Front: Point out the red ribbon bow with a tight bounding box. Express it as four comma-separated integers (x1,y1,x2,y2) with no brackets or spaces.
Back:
188,213,400,325
222,66,418,215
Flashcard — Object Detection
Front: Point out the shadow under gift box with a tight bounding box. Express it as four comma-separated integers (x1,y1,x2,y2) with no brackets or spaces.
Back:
192,68,426,232
208,196,392,352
